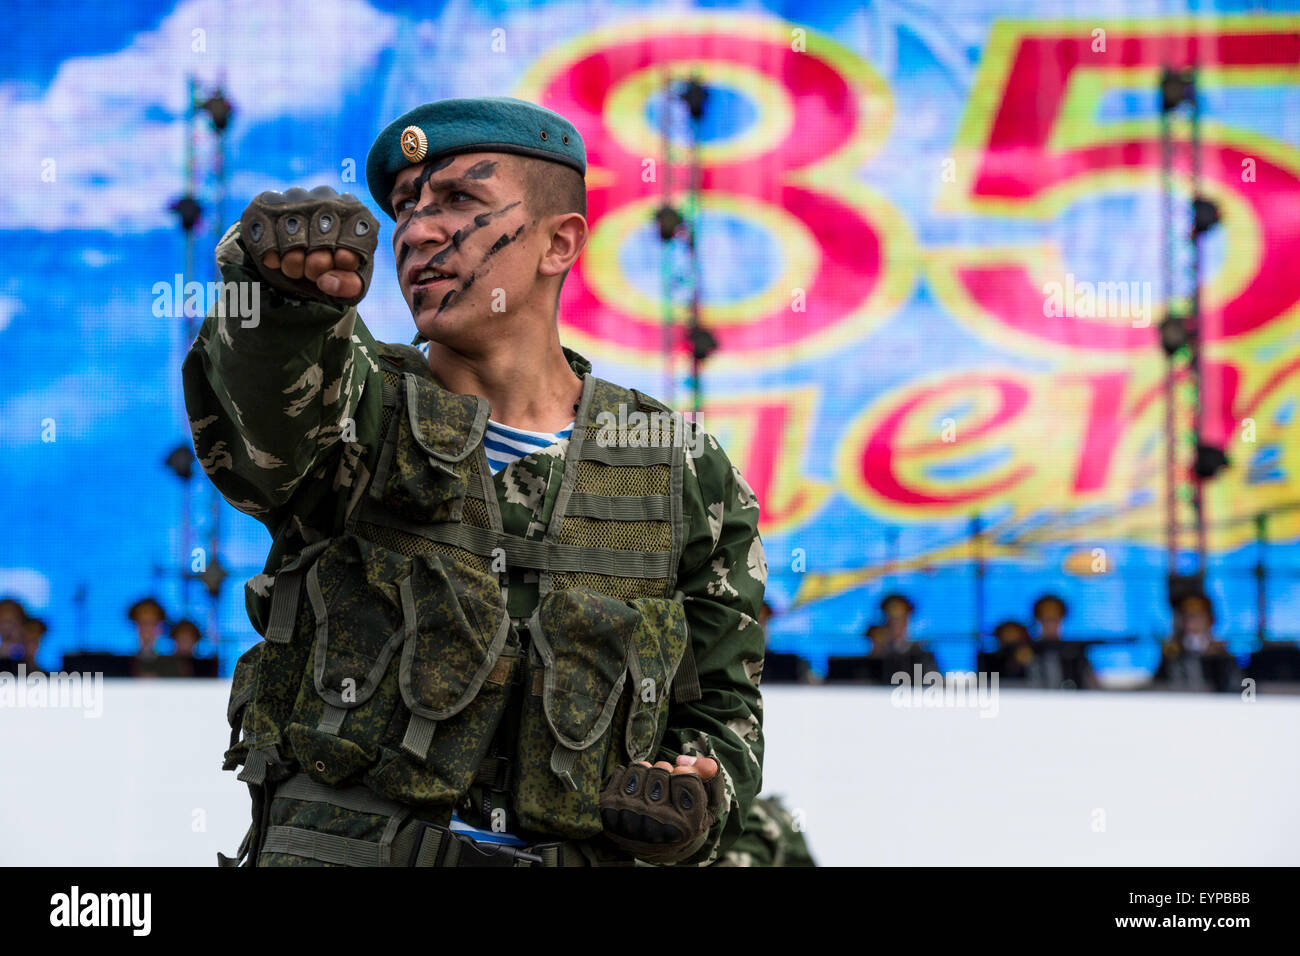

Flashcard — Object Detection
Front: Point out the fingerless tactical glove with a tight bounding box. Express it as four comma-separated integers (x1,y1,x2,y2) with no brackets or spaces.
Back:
599,763,725,865
239,186,379,308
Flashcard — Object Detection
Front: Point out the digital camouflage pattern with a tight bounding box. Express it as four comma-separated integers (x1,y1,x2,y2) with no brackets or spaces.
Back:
184,221,767,865
712,795,816,867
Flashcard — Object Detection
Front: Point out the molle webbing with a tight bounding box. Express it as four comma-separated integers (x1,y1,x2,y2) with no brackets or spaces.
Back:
264,540,332,644
358,353,685,601
351,515,674,578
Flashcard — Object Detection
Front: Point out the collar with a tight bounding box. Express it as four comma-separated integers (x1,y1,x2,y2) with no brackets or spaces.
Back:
561,345,592,377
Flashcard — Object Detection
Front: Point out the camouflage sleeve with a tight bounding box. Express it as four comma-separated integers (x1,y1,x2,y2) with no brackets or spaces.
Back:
181,221,384,535
654,424,767,866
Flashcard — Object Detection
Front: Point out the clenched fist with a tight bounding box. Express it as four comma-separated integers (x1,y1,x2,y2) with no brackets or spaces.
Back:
599,756,724,864
239,186,380,307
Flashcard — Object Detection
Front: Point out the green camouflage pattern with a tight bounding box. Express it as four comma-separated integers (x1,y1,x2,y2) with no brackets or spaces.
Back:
624,596,691,762
280,533,513,807
258,794,396,867
187,221,767,866
257,792,454,867
712,795,816,867
379,374,484,525
222,641,260,771
512,637,620,838
511,588,654,838
529,589,633,748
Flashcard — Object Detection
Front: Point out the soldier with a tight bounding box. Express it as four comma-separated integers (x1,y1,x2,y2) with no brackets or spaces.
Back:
869,592,938,677
1028,594,1098,690
1154,593,1241,693
0,597,26,665
713,794,816,867
980,619,1034,682
183,96,767,867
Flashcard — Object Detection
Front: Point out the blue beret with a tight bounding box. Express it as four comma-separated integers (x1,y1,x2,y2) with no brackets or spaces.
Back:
366,96,587,220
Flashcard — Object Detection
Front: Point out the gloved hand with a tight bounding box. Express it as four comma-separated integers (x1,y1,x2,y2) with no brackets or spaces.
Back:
239,186,379,307
599,761,724,864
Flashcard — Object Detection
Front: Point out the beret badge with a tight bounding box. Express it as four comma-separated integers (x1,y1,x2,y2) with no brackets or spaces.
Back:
400,125,428,162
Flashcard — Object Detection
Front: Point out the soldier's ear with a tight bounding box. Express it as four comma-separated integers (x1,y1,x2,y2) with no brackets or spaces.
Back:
539,213,587,279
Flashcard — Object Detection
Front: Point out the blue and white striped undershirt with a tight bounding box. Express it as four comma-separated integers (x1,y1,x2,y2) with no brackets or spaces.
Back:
483,418,574,475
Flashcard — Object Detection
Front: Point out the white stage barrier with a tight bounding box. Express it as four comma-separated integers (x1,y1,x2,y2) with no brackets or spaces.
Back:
4,679,1297,866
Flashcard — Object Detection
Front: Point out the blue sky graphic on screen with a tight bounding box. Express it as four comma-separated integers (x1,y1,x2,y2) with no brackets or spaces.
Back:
2,0,1299,675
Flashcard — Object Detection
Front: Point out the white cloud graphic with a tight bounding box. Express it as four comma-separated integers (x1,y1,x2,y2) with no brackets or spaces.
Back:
0,0,397,233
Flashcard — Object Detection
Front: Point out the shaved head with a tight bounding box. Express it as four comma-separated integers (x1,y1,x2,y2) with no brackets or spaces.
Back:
511,155,587,302
511,154,587,221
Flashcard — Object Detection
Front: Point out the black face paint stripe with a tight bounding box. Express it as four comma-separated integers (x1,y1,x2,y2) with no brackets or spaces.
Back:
434,286,457,315
402,201,524,278
485,223,526,257
463,159,498,180
432,268,482,319
390,154,457,208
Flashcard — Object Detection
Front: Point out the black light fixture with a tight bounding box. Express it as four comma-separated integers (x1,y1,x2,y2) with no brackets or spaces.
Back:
1159,312,1189,356
198,88,234,132
1192,197,1220,236
165,444,195,481
1193,442,1229,480
197,555,230,597
680,79,708,121
169,195,203,233
655,205,684,241
1160,67,1196,113
688,324,718,362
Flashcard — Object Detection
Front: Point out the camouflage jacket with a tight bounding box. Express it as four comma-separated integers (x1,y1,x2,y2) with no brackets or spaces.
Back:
181,222,767,865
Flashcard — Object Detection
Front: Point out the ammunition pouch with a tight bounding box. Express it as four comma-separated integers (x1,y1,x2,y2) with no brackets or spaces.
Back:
371,372,486,525
513,588,690,838
283,533,513,806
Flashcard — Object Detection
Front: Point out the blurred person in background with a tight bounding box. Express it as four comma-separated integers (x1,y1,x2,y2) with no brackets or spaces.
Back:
20,617,47,673
0,597,26,662
1028,595,1098,690
128,597,169,678
169,618,203,678
1154,593,1242,693
869,593,938,676
981,620,1034,682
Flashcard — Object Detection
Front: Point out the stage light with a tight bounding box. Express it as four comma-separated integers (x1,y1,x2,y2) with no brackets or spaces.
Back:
1160,68,1196,112
688,324,717,361
1192,197,1220,236
1159,313,1188,356
164,444,195,481
680,79,708,120
1193,443,1229,479
169,195,203,234
197,555,230,597
654,204,684,241
198,89,234,132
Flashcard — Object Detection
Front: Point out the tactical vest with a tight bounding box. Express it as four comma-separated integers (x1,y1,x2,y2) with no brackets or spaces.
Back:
221,342,700,866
